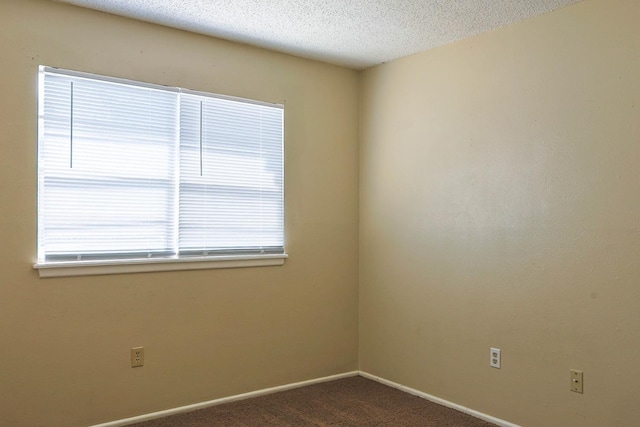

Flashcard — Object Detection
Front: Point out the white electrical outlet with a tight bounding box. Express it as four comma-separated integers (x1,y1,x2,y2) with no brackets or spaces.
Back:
131,346,144,368
490,348,501,368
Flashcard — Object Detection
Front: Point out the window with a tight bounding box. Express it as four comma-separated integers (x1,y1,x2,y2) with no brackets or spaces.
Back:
35,66,285,277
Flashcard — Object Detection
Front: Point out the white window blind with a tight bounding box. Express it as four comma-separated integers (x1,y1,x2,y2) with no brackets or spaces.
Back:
179,94,284,255
37,66,284,264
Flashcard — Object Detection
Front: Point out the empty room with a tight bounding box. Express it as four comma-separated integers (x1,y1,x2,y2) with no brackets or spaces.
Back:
0,0,638,426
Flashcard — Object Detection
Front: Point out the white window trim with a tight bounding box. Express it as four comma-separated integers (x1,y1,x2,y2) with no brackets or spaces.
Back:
33,253,288,278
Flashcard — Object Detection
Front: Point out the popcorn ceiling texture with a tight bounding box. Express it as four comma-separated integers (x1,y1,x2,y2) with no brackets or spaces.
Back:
57,0,582,69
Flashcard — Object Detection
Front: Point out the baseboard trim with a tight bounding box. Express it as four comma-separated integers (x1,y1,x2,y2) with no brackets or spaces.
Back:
91,371,359,427
359,371,520,427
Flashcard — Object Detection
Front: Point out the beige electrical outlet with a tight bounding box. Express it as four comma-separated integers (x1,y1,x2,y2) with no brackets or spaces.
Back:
131,347,144,368
570,369,583,393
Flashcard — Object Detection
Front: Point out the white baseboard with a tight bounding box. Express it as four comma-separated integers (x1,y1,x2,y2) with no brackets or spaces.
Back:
91,371,359,427
359,371,520,427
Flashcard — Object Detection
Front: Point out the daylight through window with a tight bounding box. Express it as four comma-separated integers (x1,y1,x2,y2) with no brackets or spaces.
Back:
37,66,284,266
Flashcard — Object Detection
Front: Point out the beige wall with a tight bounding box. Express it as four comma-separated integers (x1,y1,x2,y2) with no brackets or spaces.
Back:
3,0,640,426
0,1,359,426
359,0,640,426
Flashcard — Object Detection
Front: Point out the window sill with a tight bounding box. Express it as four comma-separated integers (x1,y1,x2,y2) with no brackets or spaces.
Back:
33,254,288,278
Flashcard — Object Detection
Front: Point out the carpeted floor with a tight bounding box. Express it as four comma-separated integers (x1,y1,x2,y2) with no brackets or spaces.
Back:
129,376,497,426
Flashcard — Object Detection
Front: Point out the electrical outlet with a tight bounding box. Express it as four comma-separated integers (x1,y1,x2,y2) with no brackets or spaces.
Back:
131,347,144,368
570,369,583,393
490,348,501,368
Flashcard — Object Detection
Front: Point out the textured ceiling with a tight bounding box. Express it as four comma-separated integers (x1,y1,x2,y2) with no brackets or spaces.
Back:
56,0,583,69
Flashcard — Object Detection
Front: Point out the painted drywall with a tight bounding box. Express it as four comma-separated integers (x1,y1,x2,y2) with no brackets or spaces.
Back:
0,1,359,426
359,0,640,425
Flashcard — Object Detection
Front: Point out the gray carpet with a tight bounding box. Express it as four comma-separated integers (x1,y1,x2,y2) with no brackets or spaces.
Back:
129,376,497,426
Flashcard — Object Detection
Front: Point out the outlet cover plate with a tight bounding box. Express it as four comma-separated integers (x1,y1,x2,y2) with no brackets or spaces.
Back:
570,369,583,393
490,348,501,368
131,346,144,368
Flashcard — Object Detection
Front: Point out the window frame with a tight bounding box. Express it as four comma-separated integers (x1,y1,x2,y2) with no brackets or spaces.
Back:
34,66,287,278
